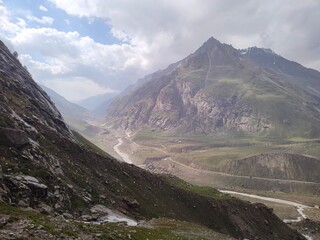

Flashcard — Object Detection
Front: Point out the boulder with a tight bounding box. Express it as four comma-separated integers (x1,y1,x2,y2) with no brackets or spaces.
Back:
0,128,30,148
5,175,48,200
81,214,98,222
90,204,109,214
4,176,31,203
38,203,53,214
122,197,140,209
19,176,48,198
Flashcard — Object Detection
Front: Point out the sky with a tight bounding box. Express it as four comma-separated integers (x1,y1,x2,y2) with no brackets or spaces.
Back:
0,0,319,101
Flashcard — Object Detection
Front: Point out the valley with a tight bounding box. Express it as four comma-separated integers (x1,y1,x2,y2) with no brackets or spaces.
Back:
76,122,320,205
73,121,320,239
2,39,304,240
1,34,318,238
1,1,320,239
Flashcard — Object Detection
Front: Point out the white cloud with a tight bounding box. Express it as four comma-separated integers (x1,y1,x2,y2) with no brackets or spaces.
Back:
43,77,114,101
110,28,130,42
19,54,69,75
2,1,320,101
0,5,22,36
10,26,149,92
39,5,48,12
27,15,54,25
50,0,320,71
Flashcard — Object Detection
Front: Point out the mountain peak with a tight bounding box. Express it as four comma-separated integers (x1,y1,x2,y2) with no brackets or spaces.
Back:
199,36,223,51
106,36,320,137
205,36,221,44
190,37,239,68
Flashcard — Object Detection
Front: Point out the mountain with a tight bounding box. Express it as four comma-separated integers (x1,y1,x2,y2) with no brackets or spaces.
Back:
106,37,320,138
240,47,320,97
224,153,320,183
76,92,118,117
40,85,103,139
41,85,95,122
0,40,303,239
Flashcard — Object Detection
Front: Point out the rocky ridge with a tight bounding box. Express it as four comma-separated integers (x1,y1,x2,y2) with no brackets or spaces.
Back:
106,37,320,137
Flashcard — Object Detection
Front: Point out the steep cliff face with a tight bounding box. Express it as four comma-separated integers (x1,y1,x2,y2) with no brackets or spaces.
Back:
106,37,320,137
0,40,305,239
0,41,72,140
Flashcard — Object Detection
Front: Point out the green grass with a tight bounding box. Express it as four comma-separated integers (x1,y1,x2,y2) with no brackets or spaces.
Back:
72,130,112,158
132,127,320,172
161,174,229,199
75,218,233,240
0,202,231,240
0,201,59,236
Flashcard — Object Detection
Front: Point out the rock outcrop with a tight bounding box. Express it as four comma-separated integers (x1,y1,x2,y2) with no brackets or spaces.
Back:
0,128,30,148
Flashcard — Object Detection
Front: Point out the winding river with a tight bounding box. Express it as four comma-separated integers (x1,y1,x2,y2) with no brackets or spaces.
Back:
113,138,132,164
112,135,314,239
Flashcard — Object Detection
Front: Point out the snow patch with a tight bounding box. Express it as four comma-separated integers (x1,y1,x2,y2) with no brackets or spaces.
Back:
99,210,138,226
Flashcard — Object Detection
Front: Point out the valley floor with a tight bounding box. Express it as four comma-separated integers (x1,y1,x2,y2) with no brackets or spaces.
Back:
71,121,320,239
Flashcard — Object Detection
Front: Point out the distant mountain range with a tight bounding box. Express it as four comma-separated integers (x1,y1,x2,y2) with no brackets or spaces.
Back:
106,37,320,138
75,92,118,117
41,85,95,122
42,86,118,120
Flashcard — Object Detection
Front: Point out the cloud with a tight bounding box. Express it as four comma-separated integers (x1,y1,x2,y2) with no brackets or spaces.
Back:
19,54,69,75
0,5,22,36
43,77,114,101
50,0,320,71
39,5,48,12
27,15,54,25
1,1,320,101
7,25,148,98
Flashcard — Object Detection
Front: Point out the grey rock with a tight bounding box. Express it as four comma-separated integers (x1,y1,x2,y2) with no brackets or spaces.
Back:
122,197,140,209
54,215,66,222
62,213,73,219
6,175,48,199
19,175,48,198
81,214,98,221
18,199,29,208
0,128,30,148
90,204,109,214
38,203,53,215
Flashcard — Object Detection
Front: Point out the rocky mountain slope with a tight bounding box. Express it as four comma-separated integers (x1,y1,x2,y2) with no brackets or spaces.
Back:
224,153,320,183
41,85,96,122
106,37,320,138
0,40,305,239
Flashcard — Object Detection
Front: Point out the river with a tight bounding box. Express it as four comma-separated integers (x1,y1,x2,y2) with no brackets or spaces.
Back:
113,138,132,164
112,136,314,239
219,190,313,240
